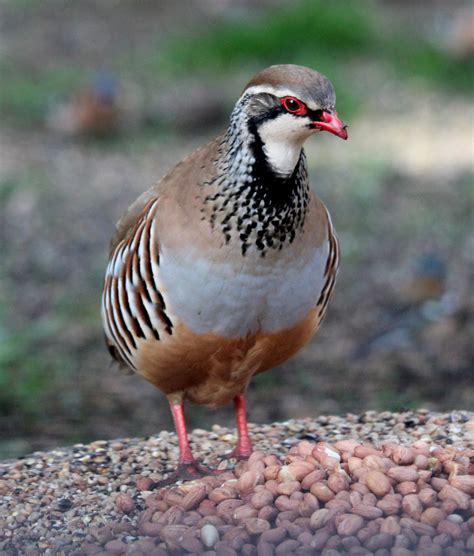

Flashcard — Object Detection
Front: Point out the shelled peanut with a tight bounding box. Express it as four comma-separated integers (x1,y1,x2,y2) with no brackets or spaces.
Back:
126,441,474,555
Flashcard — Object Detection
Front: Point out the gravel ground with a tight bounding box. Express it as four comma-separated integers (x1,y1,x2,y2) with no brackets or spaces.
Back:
0,410,473,555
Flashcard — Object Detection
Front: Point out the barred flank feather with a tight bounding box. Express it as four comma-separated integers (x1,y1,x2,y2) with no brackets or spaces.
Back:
101,198,172,371
317,208,340,324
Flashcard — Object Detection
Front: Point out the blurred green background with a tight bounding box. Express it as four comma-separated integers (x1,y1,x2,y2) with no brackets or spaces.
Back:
0,0,473,460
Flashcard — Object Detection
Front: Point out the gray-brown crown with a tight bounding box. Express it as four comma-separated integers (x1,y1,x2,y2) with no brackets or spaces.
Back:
243,64,336,110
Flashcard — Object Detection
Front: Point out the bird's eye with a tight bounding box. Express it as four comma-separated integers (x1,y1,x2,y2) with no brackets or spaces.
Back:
280,96,307,116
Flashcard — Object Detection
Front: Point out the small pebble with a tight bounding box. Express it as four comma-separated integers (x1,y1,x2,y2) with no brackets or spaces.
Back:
201,523,220,548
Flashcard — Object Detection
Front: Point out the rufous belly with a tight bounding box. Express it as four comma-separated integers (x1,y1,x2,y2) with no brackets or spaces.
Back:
136,305,320,408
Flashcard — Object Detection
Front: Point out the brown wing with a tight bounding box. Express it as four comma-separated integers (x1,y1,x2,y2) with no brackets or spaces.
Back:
110,135,224,256
109,189,159,256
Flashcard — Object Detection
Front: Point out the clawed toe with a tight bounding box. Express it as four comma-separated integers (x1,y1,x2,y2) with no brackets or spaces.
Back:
150,461,223,489
221,447,252,461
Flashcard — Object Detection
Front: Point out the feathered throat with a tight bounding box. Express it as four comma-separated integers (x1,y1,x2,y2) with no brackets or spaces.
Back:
201,96,310,257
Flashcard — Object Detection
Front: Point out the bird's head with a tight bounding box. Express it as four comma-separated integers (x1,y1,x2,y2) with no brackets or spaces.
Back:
233,64,348,176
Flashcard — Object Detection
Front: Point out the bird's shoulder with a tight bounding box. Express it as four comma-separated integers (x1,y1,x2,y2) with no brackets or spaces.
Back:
109,134,224,255
302,189,334,247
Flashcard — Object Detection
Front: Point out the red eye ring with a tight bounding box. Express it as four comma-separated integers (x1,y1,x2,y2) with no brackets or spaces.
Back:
280,96,307,116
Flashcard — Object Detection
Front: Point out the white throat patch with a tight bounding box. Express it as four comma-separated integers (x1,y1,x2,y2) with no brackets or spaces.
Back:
258,113,313,176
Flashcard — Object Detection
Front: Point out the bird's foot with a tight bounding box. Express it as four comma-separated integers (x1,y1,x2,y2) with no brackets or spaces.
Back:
221,444,253,461
150,461,223,489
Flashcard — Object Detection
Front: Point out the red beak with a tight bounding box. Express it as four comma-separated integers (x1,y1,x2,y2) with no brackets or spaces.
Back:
311,111,348,140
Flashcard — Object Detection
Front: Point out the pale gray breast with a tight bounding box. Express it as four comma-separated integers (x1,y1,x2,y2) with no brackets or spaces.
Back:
158,239,330,337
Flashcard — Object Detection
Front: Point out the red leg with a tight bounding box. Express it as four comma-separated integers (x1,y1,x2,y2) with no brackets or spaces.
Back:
234,394,253,458
223,394,253,460
170,400,194,464
150,398,220,488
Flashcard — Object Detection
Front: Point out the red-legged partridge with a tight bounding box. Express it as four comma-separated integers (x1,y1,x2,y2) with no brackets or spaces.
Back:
101,64,348,485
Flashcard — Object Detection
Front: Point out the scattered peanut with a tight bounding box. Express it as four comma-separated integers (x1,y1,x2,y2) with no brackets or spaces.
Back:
366,469,392,497
84,436,474,554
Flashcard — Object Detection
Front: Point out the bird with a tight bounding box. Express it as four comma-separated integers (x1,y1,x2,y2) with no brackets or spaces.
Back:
47,71,121,137
399,254,446,306
101,64,348,485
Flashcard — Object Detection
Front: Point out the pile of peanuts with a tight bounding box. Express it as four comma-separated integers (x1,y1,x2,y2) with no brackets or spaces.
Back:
116,440,473,555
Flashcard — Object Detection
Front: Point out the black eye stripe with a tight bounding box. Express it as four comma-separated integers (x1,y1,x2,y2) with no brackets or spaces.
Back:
308,108,323,121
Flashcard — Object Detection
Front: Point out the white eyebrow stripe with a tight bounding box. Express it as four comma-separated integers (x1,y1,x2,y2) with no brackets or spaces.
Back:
243,85,320,110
